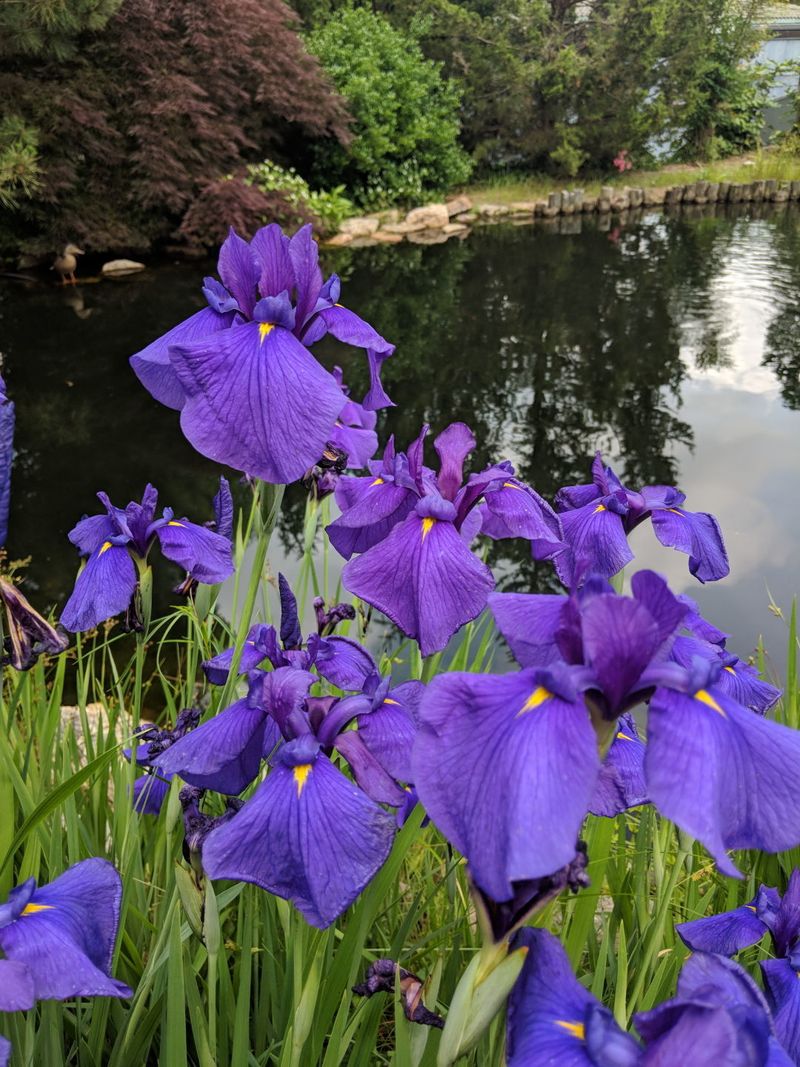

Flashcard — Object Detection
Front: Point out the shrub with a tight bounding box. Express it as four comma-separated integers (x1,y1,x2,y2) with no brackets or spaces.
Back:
245,159,353,234
307,7,472,208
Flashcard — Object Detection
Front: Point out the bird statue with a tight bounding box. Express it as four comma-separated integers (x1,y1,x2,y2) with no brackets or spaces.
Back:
52,243,84,285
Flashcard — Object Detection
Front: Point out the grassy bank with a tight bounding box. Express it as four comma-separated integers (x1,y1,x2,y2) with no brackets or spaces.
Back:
464,150,800,206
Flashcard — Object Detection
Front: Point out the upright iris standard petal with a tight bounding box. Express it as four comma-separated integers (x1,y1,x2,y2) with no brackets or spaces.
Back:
580,594,662,714
289,224,324,331
129,307,233,410
342,502,495,657
201,746,396,928
61,543,137,632
412,667,601,899
589,714,648,818
507,928,641,1067
250,223,293,299
0,859,132,1001
0,382,14,549
649,506,730,583
646,684,800,876
217,228,259,318
201,623,275,684
434,423,476,502
171,321,346,484
310,634,378,690
156,519,234,584
151,698,267,796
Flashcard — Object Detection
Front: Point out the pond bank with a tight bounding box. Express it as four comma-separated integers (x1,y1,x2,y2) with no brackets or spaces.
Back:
325,177,800,248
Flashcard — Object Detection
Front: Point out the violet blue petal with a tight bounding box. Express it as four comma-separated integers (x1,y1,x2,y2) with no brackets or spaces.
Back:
630,570,689,654
334,730,408,806
151,699,266,795
156,519,233,584
357,684,423,782
61,544,137,632
0,959,35,1011
250,667,316,739
249,224,293,300
67,513,119,557
718,661,782,716
217,228,259,319
133,773,172,815
771,869,800,960
364,348,395,411
580,593,662,714
555,480,604,512
201,624,274,685
0,1036,10,1067
330,419,379,470
317,305,394,358
646,685,800,876
289,225,323,330
649,507,730,583
556,502,634,585
342,508,495,657
0,859,132,1001
0,396,13,549
489,592,567,668
130,307,232,411
412,667,600,899
507,928,640,1067
762,958,800,1064
589,714,648,818
202,277,239,314
171,321,346,484
212,477,234,541
326,479,417,560
433,423,476,502
201,749,395,928
253,291,296,332
676,902,768,957
278,573,302,649
679,595,729,646
310,634,377,691
480,479,565,559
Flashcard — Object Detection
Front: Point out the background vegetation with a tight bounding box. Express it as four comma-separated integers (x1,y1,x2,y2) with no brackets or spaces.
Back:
0,0,792,256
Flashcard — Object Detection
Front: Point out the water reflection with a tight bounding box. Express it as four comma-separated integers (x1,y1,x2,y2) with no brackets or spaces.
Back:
1,203,798,668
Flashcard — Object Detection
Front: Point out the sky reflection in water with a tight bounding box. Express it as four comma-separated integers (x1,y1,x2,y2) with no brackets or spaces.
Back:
1,205,798,676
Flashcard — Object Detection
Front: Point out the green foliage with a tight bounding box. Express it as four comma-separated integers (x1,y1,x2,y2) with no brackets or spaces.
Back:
0,116,40,210
307,7,472,208
0,0,122,59
245,159,353,235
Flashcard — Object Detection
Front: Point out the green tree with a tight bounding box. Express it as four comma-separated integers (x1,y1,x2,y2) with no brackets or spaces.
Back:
0,0,123,58
308,7,472,207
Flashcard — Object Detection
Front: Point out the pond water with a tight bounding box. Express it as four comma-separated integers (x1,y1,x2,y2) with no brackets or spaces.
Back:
1,204,799,677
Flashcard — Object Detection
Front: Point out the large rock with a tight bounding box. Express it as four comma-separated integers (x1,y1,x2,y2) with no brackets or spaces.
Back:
404,203,450,230
445,195,472,216
339,216,380,237
407,229,449,245
643,187,667,206
324,233,354,247
508,201,537,215
478,203,510,219
372,230,404,244
101,259,146,276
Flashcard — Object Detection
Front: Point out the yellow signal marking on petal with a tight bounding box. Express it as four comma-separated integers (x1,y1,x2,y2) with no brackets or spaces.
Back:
370,477,384,487
293,764,312,796
594,504,606,513
695,689,725,716
745,905,757,912
22,903,53,915
258,322,275,343
668,508,683,514
384,698,400,705
519,686,552,715
616,731,635,741
555,1020,585,1040
502,481,524,490
724,666,736,674
99,541,113,554
167,521,185,527
421,517,436,540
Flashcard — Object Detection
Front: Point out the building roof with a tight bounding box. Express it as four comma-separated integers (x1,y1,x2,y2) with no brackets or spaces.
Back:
763,3,800,27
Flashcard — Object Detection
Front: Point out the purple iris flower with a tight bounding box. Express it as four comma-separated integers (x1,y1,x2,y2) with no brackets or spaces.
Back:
507,930,792,1067
506,928,641,1066
0,859,132,1004
332,422,565,657
152,667,315,796
328,366,378,470
415,570,800,901
554,452,729,585
61,483,234,632
589,713,648,818
123,708,201,814
634,951,792,1066
677,869,800,1063
130,225,394,484
353,959,444,1028
200,691,398,928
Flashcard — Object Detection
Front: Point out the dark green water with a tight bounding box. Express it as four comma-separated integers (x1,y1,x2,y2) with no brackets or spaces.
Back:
1,205,799,674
